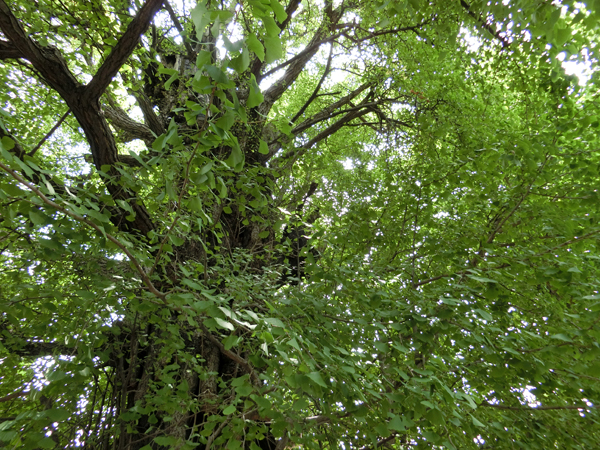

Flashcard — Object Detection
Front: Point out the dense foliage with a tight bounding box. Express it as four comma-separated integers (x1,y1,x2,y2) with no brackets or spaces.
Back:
1,0,600,448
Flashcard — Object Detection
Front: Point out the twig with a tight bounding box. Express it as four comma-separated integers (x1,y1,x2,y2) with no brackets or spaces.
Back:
481,402,599,411
28,108,70,157
205,416,232,450
0,390,28,402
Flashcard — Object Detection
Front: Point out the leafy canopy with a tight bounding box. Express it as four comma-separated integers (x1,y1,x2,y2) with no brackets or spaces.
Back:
1,0,600,449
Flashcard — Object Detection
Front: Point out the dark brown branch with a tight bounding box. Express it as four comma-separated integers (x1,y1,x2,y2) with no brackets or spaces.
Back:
85,0,165,102
0,0,81,98
130,90,165,135
0,38,21,59
199,323,261,386
460,0,510,48
275,107,370,170
481,402,598,411
260,21,428,82
163,0,194,60
0,0,157,236
291,82,371,135
278,0,302,32
28,108,70,157
0,390,28,402
260,6,344,114
291,43,334,123
265,82,372,159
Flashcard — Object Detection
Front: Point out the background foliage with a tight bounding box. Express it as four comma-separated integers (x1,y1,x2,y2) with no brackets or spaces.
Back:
1,0,600,448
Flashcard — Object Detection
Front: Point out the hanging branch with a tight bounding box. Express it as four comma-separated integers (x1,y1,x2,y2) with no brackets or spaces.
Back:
0,161,166,301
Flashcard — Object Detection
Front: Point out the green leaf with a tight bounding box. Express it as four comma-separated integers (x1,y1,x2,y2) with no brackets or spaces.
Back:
191,2,210,40
551,333,572,342
205,64,230,85
247,35,265,62
223,405,236,415
230,47,250,73
263,16,280,37
37,438,56,449
270,0,287,22
46,408,70,421
224,137,244,171
388,415,406,431
306,371,327,387
214,317,234,331
475,308,493,321
264,317,285,327
247,74,264,108
154,436,178,446
264,36,283,63
426,408,445,426
218,177,228,198
258,139,269,154
1,136,15,151
471,415,486,427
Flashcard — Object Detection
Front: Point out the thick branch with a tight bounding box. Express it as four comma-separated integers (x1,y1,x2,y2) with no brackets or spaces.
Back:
0,0,157,236
0,0,81,98
260,6,344,114
0,38,21,59
200,323,261,386
104,105,155,144
85,0,164,102
130,90,165,135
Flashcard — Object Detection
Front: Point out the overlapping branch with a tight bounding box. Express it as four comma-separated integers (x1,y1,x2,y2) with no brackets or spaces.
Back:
0,0,161,236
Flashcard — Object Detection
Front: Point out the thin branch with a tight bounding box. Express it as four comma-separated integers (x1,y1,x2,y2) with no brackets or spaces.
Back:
0,161,166,301
291,43,334,123
276,107,370,170
0,390,28,402
460,0,510,48
163,0,195,60
205,416,232,450
481,402,598,411
291,82,372,135
412,263,511,288
359,434,398,450
28,108,70,157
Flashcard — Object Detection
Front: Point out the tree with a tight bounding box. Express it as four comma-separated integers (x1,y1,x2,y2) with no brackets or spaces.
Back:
1,0,600,448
